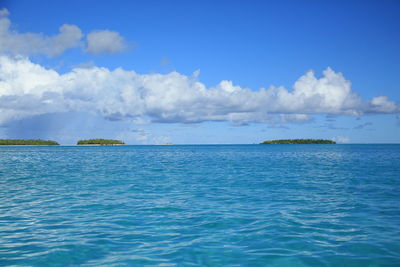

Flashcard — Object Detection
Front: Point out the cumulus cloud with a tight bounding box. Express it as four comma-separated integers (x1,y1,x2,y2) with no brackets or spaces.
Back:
0,55,399,126
366,96,398,114
85,30,127,54
0,9,83,57
0,8,127,56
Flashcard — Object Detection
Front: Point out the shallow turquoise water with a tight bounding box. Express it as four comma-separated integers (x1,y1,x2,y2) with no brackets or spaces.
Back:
0,144,399,266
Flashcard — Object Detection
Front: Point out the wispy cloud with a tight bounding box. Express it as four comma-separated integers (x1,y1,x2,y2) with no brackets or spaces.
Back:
325,114,337,122
130,128,151,143
0,55,398,127
160,57,171,66
319,123,349,130
354,122,373,129
267,125,290,130
396,115,400,126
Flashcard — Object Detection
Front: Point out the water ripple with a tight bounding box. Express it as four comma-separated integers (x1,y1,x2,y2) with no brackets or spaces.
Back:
0,145,400,266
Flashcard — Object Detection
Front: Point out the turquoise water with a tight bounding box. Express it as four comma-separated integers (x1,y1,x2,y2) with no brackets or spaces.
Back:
0,145,399,266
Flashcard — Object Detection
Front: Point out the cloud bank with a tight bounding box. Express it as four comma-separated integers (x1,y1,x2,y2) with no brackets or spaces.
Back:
0,8,126,56
0,55,398,126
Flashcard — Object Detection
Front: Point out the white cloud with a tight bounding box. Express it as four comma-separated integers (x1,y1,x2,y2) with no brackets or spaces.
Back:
0,55,398,126
0,9,83,57
85,30,127,54
366,96,398,114
0,9,127,56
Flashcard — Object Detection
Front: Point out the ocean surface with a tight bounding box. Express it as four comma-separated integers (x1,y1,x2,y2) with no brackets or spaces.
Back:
0,144,399,266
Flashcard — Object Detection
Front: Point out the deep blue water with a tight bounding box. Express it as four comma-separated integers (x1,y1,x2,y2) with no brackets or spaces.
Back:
0,144,400,266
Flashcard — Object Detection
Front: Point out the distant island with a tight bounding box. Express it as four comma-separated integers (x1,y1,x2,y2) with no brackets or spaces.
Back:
77,139,125,145
260,139,336,144
0,139,59,146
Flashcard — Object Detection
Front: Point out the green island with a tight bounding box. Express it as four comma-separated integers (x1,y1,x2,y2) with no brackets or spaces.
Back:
0,139,59,145
260,139,336,144
77,139,125,145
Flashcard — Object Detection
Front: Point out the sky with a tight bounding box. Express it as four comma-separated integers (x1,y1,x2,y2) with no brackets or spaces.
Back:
0,0,399,144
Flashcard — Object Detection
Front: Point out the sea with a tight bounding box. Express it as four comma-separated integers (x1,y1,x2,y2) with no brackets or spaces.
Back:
0,144,399,266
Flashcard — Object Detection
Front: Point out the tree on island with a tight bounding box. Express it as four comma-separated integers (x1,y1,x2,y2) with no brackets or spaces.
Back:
260,139,336,144
77,139,125,145
0,139,59,145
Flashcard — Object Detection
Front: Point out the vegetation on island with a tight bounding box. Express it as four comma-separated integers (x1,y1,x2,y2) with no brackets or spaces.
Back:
0,139,59,145
260,139,336,144
77,139,125,145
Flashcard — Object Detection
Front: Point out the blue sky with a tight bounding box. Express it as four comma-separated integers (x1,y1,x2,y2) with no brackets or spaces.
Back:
0,0,399,144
